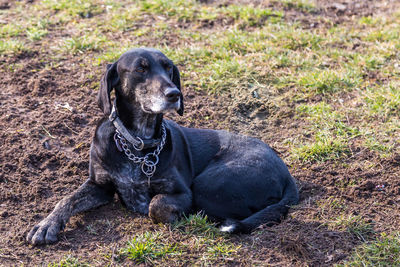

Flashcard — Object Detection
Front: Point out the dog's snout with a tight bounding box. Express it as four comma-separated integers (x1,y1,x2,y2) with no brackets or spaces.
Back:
164,87,181,102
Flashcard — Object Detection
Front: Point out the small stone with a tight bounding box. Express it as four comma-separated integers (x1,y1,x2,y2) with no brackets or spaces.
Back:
43,140,51,150
386,199,394,205
331,3,346,11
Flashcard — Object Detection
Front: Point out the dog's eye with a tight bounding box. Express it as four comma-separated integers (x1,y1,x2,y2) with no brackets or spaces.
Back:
165,66,172,72
136,67,146,73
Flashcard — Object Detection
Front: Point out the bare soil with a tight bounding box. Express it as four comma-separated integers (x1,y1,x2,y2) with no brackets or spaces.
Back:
1,0,400,266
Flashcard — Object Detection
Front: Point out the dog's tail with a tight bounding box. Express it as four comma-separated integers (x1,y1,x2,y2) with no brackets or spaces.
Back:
219,176,299,234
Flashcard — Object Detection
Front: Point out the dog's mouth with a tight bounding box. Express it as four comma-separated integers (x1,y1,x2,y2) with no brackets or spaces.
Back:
141,99,179,114
142,106,153,113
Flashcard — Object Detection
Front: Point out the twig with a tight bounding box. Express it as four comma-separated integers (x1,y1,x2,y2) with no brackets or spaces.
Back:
63,122,79,134
41,126,56,139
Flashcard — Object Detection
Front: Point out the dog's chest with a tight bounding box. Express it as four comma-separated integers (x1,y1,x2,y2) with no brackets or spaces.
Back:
112,163,174,214
111,164,148,213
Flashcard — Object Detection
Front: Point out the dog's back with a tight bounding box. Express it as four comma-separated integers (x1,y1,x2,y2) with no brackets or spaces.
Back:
167,120,299,233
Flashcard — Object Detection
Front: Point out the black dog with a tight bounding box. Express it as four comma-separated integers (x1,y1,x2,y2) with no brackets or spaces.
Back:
27,48,299,245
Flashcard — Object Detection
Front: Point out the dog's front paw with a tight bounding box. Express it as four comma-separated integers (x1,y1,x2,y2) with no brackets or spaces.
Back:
149,195,180,224
26,216,64,245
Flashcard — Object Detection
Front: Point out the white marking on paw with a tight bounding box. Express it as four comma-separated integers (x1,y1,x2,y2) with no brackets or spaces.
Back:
220,225,235,233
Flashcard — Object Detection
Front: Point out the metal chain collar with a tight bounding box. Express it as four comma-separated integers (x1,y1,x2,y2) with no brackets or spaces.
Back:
114,122,167,186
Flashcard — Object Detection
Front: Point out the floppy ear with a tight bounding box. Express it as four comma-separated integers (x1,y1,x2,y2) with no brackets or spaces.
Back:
98,62,119,116
172,64,184,116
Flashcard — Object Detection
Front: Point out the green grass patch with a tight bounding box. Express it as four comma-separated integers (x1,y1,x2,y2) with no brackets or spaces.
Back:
138,0,282,26
293,102,359,162
160,46,247,93
48,255,89,267
316,197,347,219
172,213,241,262
120,232,181,264
107,6,142,32
207,242,241,258
60,34,106,54
293,131,349,162
297,102,359,137
330,214,375,241
140,0,215,22
25,18,52,42
0,24,24,38
363,135,394,155
117,214,241,265
340,232,400,266
278,0,317,13
364,27,400,43
0,39,29,55
41,0,104,19
274,28,323,51
160,29,275,93
358,16,382,26
363,82,400,118
96,49,126,65
26,27,48,41
172,212,222,238
222,4,283,27
298,69,361,95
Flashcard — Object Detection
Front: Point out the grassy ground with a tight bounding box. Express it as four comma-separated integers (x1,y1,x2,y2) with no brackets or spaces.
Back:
1,0,400,266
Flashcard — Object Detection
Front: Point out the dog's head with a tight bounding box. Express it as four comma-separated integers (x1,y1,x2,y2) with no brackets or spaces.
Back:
98,48,184,116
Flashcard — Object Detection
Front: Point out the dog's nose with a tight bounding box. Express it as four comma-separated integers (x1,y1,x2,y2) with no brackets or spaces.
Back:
164,87,181,102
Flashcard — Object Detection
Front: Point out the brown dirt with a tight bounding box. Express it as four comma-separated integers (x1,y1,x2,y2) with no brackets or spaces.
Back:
225,0,400,28
1,0,400,266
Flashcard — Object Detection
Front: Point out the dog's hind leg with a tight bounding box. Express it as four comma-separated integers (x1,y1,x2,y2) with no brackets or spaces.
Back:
26,179,114,245
220,176,299,234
